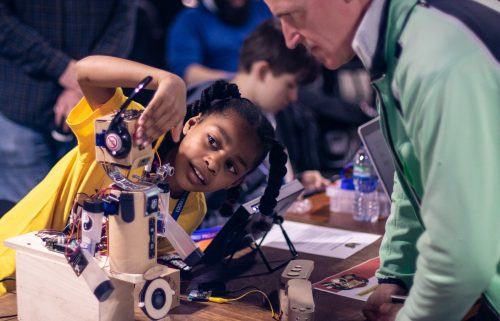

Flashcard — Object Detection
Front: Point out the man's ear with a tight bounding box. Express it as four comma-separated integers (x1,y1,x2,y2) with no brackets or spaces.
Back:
182,114,202,135
252,60,271,81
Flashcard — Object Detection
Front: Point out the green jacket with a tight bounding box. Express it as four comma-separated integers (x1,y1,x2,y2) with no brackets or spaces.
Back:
353,0,500,320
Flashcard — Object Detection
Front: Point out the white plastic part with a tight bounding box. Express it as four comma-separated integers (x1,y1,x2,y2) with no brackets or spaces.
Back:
162,212,199,261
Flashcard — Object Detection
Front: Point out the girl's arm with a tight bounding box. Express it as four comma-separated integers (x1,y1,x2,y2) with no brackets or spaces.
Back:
75,55,187,144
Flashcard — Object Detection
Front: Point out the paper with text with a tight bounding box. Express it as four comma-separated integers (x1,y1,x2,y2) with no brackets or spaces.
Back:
259,221,380,259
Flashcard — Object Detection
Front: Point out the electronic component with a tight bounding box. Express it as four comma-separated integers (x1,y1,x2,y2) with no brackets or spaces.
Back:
287,279,315,321
94,76,153,170
37,230,74,254
95,110,153,169
45,241,69,254
187,289,211,302
279,259,315,321
158,254,192,272
281,259,315,285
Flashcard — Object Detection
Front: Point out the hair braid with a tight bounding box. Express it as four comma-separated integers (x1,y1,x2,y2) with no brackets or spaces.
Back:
258,142,288,216
185,80,241,121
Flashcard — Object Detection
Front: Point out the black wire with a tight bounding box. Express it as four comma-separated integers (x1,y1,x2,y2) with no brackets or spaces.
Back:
226,285,261,295
0,278,15,283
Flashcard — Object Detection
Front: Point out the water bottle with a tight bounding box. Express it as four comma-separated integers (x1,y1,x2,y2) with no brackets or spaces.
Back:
352,146,379,222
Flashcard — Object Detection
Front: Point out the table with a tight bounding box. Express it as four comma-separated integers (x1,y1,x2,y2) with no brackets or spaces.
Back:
0,193,385,321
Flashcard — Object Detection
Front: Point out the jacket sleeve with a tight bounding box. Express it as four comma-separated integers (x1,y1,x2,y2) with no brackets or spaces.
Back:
0,0,70,79
376,174,423,290
394,33,500,321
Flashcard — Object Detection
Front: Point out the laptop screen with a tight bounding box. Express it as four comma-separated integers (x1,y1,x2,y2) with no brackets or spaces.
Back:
357,117,395,199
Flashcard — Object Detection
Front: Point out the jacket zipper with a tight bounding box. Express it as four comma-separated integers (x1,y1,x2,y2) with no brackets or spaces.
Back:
372,81,425,228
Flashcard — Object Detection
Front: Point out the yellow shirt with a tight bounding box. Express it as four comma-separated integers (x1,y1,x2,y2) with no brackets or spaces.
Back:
0,89,206,294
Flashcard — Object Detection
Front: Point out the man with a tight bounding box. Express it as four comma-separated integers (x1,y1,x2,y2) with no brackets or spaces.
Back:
0,1,136,203
166,0,271,85
264,0,500,320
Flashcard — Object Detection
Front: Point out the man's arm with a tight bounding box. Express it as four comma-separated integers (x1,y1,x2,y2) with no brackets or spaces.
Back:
184,64,228,87
58,1,136,131
363,175,423,320
394,36,500,321
376,176,423,288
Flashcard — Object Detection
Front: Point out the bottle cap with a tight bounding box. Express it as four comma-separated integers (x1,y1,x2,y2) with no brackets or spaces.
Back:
340,178,355,190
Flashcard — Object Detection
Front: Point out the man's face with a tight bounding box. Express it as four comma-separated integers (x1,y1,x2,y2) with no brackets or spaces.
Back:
264,0,367,70
174,112,260,193
256,72,299,114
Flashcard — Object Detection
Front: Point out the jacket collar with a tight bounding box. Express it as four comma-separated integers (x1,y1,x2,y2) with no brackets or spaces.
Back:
352,0,388,78
352,0,420,80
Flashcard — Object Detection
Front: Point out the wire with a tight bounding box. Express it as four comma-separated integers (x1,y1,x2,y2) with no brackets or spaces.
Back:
179,294,190,301
0,278,15,283
156,150,162,167
0,314,17,320
208,289,277,319
226,285,260,295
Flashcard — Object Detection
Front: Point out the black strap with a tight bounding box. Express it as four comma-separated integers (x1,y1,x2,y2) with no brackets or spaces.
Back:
476,295,500,321
171,191,189,221
424,0,500,63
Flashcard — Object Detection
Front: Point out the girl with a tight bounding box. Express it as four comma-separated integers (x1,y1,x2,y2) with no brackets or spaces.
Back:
0,56,287,294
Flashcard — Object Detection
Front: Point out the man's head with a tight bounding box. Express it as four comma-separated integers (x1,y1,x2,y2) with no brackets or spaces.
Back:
238,19,319,113
202,0,251,26
264,0,370,70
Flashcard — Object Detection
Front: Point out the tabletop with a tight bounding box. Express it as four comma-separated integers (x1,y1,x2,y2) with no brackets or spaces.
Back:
0,193,385,321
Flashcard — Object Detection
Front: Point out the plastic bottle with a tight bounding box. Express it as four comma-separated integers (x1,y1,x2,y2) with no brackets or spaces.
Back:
352,146,379,222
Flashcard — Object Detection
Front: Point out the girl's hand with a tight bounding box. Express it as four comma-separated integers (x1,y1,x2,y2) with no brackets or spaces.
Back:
136,74,186,145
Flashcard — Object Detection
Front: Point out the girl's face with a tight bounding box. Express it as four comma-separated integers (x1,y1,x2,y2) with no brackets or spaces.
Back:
172,111,262,193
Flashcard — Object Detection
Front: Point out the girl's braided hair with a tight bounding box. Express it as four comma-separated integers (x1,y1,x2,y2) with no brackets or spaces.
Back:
187,80,287,217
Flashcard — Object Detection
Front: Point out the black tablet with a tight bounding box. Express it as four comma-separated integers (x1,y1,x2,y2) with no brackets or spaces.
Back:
201,179,304,264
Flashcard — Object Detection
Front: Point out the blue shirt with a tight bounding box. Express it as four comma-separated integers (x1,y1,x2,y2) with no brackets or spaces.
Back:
166,0,271,78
